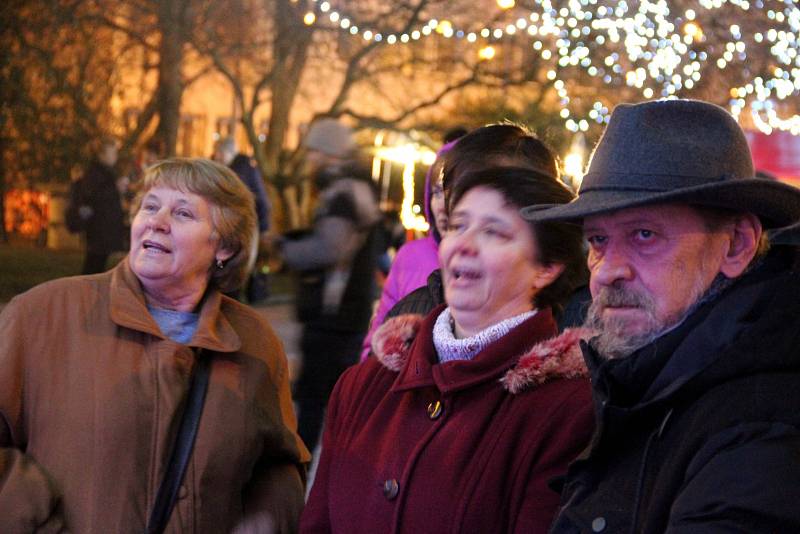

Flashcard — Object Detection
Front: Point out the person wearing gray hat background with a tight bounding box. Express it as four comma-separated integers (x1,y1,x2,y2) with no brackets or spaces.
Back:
522,99,800,532
273,118,381,456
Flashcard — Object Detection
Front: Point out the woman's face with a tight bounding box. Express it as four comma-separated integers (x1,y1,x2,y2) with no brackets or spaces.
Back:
439,186,553,338
129,186,231,305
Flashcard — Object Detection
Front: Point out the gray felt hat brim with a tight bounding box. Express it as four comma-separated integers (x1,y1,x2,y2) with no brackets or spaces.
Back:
520,99,800,230
770,221,800,245
520,177,800,229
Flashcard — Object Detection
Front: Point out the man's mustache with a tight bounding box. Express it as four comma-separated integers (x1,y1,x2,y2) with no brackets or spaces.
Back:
593,285,654,311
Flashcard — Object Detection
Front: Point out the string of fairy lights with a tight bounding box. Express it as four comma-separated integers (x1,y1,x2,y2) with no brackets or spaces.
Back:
297,0,800,136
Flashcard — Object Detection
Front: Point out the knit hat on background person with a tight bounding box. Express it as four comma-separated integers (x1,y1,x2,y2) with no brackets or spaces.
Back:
521,99,800,229
303,118,357,158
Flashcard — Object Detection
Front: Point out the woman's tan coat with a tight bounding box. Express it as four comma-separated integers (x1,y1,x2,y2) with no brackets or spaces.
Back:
0,259,309,533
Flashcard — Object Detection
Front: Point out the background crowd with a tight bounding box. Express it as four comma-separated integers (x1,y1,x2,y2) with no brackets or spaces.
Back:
2,98,800,533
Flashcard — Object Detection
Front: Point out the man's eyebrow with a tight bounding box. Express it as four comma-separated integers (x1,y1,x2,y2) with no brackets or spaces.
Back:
582,224,603,235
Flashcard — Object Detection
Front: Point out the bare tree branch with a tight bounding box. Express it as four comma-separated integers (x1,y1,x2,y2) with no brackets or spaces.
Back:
342,71,480,128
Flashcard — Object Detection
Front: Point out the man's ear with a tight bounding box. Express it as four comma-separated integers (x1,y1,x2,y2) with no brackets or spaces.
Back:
719,213,762,279
532,262,566,290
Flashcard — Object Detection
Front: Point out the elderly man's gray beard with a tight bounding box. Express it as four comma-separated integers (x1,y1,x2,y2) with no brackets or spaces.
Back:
584,274,732,360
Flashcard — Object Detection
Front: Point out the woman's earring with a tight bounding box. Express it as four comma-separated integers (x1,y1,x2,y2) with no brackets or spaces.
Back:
216,258,224,270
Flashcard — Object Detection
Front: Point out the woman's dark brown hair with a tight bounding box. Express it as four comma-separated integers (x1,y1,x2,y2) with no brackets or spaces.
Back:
442,122,560,196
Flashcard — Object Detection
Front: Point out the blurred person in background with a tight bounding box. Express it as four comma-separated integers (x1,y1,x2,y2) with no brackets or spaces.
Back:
359,139,459,360
272,118,380,456
0,158,308,533
130,139,165,182
67,137,127,274
300,166,592,533
373,206,406,277
121,139,165,218
214,137,273,303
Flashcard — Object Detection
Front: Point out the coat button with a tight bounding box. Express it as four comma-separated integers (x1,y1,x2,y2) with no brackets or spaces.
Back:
427,400,443,420
382,479,399,500
591,517,606,532
178,484,188,499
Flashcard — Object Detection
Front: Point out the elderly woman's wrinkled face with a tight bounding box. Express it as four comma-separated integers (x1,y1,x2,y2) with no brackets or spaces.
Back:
130,186,230,301
440,186,546,337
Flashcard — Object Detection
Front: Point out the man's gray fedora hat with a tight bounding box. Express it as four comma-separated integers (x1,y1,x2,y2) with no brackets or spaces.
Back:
521,99,800,229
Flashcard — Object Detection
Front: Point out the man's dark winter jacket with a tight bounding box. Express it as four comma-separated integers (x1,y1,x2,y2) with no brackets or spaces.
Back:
550,245,800,533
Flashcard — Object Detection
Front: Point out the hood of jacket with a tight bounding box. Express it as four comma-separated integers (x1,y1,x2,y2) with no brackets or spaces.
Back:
371,312,591,394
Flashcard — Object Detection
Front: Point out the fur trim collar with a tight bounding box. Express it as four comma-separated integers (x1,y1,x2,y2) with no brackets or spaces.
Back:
371,314,424,372
500,327,591,394
371,314,591,394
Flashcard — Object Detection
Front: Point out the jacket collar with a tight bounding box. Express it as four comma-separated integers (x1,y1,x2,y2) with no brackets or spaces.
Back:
371,305,590,394
109,258,241,353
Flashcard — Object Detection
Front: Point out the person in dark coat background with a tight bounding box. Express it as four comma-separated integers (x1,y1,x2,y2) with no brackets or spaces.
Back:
214,137,271,238
272,118,381,456
214,137,272,303
70,137,127,274
524,99,800,533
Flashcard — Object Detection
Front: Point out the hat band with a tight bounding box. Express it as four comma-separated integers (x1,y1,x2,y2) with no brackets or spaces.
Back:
580,171,733,193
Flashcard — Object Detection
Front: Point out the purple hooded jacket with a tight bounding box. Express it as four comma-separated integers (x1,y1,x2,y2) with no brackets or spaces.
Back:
359,141,456,359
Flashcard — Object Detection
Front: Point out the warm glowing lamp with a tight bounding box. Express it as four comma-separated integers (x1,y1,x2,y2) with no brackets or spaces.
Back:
478,45,496,61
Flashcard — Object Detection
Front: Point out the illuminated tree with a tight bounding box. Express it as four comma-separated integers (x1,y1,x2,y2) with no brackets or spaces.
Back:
3,0,798,238
89,0,219,156
196,0,569,227
1,0,119,235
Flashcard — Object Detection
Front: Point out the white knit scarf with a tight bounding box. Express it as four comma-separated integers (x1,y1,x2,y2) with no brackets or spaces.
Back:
433,307,538,363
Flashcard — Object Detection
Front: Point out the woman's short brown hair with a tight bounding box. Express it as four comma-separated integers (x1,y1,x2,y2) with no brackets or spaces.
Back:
132,158,257,293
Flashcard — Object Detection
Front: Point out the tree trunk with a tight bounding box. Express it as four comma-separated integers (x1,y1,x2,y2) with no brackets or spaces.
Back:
262,0,313,175
281,186,300,230
154,0,186,156
248,0,314,230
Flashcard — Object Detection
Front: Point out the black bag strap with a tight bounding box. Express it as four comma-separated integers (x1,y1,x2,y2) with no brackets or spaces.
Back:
146,349,212,534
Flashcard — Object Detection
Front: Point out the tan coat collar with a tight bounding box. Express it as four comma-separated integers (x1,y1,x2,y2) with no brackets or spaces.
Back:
109,258,241,353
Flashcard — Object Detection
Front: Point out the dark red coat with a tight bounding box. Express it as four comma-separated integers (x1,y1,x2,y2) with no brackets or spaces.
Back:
301,306,594,534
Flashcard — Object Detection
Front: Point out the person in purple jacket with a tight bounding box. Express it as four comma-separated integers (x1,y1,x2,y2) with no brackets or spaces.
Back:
359,140,457,359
